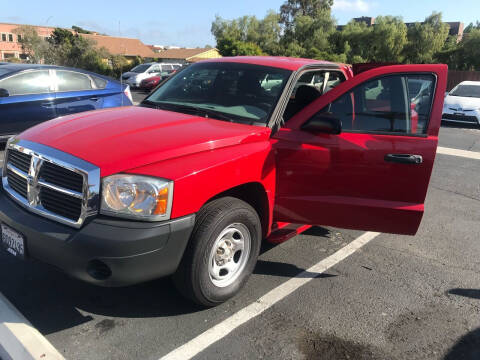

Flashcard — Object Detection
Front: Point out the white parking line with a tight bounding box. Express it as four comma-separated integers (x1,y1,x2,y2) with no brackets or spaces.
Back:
437,146,480,160
160,231,380,360
0,293,64,360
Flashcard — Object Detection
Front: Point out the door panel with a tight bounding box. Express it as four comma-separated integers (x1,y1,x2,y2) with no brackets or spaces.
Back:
273,64,447,235
0,70,55,135
53,70,106,116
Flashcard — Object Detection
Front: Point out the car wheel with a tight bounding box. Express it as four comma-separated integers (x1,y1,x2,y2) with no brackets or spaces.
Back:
173,197,262,306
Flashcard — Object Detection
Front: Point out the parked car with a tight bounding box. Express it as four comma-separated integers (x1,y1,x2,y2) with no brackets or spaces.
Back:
121,63,182,88
0,57,447,306
0,64,133,144
442,81,480,126
138,69,178,91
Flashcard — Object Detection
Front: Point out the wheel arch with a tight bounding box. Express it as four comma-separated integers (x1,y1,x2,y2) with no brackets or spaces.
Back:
203,182,271,239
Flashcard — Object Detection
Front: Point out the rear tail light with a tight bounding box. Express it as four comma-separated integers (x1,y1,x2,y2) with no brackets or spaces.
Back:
124,85,133,104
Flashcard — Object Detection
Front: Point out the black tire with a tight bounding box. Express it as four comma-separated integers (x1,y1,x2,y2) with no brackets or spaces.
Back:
173,197,262,307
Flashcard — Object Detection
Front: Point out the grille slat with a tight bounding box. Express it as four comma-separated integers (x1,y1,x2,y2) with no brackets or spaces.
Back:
39,162,84,193
40,187,82,221
6,169,28,198
8,150,32,173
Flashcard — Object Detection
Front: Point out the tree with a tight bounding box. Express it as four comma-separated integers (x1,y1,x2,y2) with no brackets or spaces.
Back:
403,12,450,63
211,12,282,56
217,38,263,56
332,20,372,63
369,16,407,62
72,25,93,34
12,25,48,63
45,28,110,74
459,29,480,70
464,21,480,33
279,0,333,29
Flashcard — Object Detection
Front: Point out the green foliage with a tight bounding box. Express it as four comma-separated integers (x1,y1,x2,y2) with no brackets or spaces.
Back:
403,12,450,63
211,1,476,70
72,25,93,34
217,38,263,56
368,16,407,62
464,21,480,33
13,25,49,63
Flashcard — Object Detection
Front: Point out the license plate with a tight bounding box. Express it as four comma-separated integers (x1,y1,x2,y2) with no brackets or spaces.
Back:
454,112,464,116
1,223,25,259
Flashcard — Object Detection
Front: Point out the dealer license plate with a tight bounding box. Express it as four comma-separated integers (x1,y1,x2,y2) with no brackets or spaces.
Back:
1,223,25,259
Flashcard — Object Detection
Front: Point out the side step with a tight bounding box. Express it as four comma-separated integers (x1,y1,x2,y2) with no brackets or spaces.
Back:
266,222,312,244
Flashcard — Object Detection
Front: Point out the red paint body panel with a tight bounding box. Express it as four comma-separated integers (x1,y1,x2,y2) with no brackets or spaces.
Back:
200,56,343,71
274,64,447,235
19,106,271,177
16,58,447,237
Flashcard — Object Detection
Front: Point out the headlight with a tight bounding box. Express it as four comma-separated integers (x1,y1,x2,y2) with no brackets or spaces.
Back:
101,174,173,221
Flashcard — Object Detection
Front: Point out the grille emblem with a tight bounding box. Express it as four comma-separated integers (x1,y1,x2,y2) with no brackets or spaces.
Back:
26,156,43,206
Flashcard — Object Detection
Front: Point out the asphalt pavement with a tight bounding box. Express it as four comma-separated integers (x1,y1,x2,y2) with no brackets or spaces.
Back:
0,125,479,360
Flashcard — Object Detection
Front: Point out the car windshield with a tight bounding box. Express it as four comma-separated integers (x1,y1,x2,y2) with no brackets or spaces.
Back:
144,62,292,125
449,84,480,98
131,64,151,73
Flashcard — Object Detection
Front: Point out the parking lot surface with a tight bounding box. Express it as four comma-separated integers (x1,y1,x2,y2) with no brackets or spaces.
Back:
0,125,479,360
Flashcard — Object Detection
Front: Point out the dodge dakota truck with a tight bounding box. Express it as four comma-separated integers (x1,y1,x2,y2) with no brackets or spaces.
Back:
0,57,447,306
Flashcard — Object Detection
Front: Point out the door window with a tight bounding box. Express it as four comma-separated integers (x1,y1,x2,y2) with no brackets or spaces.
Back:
55,71,94,92
316,74,435,135
284,70,345,121
0,70,52,95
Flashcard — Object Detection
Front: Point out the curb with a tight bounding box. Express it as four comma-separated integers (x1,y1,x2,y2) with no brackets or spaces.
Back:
0,293,64,360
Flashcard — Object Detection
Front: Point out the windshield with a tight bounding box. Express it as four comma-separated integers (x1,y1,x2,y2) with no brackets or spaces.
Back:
449,84,480,98
144,62,292,125
131,64,151,73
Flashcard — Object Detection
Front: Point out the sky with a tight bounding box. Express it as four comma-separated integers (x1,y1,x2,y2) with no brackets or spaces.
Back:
1,0,479,48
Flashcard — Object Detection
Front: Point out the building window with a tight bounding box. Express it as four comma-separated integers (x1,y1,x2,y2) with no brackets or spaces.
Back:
17,34,22,42
1,34,6,42
8,33,14,42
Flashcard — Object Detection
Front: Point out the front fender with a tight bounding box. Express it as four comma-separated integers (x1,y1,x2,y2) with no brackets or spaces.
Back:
126,140,276,226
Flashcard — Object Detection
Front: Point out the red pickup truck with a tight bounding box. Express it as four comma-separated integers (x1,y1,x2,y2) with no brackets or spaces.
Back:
0,57,447,306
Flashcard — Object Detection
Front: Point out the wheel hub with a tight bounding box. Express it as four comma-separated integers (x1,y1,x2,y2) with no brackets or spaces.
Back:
208,223,251,288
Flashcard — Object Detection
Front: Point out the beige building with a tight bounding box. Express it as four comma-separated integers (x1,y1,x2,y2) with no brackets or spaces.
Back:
0,23,54,60
155,47,222,64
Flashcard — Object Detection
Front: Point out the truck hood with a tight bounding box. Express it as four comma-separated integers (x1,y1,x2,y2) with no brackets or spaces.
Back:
19,106,271,177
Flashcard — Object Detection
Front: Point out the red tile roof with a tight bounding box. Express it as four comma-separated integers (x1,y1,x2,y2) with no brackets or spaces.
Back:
81,34,156,58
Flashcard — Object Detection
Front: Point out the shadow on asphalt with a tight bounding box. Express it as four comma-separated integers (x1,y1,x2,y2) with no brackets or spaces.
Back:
0,225,333,335
443,289,480,359
448,288,480,300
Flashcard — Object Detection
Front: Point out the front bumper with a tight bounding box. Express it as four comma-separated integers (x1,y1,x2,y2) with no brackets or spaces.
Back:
0,189,195,286
442,108,480,125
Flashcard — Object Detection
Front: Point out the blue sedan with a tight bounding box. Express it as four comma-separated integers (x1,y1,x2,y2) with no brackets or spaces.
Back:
0,64,133,142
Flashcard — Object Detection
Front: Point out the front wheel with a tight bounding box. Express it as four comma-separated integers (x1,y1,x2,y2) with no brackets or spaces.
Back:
173,197,262,306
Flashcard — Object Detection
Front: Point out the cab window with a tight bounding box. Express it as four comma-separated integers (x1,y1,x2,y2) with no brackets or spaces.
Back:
315,74,435,135
283,70,345,122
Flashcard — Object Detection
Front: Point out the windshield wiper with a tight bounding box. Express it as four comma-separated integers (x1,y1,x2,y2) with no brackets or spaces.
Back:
155,102,242,123
140,99,160,108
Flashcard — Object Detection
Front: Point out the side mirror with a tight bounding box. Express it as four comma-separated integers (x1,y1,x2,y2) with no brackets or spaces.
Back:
0,88,9,97
301,113,342,134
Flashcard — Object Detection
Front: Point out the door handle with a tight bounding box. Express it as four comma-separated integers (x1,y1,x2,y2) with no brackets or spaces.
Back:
384,154,423,164
89,97,100,102
40,102,54,108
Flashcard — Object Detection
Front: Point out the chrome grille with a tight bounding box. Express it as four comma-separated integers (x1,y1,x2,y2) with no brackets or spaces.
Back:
7,150,32,173
39,161,84,193
1,139,100,228
6,168,28,198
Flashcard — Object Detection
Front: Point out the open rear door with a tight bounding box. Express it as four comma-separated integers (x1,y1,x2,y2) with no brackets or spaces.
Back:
273,64,447,235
